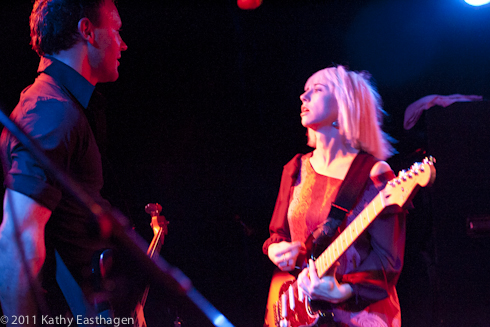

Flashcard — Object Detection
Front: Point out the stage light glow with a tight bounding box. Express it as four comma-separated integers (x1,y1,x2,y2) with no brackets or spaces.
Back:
237,0,262,10
464,0,490,6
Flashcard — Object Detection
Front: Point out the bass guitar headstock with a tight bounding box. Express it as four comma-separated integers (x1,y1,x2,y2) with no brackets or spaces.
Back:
145,203,168,236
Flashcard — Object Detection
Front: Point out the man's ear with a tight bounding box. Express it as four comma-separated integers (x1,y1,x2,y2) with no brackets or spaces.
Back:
78,17,95,44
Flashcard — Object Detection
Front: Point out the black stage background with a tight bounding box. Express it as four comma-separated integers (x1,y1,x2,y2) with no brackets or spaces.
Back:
1,1,490,326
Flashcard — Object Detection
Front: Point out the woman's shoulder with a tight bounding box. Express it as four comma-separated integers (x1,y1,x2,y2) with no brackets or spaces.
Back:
281,152,312,177
370,160,391,176
369,161,396,187
284,152,312,166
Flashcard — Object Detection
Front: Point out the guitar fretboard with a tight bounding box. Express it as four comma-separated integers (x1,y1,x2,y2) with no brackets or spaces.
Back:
315,192,386,277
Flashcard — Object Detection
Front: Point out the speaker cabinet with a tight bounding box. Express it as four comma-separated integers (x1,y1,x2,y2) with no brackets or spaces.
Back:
425,101,490,326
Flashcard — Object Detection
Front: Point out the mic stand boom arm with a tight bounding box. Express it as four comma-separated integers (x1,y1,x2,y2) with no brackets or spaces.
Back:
0,107,234,327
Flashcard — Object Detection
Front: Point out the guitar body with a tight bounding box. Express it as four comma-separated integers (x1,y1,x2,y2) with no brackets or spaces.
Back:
265,270,340,327
265,271,298,327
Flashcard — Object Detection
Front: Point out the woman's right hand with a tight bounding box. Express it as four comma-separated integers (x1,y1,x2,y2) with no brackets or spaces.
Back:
268,241,305,271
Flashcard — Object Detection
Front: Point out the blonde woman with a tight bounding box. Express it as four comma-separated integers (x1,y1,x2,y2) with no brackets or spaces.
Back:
264,66,404,327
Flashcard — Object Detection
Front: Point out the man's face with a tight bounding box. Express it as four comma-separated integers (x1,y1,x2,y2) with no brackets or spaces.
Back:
90,0,127,83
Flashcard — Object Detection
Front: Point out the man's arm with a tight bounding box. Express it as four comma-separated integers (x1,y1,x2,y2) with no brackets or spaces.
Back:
0,188,51,326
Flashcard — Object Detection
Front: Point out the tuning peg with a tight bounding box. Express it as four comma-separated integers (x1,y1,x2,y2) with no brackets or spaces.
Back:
411,162,421,175
398,170,408,182
412,162,425,173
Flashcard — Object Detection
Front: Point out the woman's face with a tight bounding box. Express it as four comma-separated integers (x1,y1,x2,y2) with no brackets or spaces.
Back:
299,71,339,130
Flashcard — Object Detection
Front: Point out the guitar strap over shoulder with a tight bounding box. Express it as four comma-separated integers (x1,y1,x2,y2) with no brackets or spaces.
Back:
312,151,379,243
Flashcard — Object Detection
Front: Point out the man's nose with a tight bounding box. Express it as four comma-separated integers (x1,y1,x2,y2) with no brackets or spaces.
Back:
120,39,128,51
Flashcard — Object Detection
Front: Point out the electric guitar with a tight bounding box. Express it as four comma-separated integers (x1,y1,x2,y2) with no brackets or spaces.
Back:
264,158,436,327
133,203,169,327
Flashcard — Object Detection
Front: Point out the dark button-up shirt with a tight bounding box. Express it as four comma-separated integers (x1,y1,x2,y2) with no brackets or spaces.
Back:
0,56,111,284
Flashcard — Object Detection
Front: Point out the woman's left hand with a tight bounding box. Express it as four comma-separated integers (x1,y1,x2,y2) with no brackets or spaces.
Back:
297,259,353,304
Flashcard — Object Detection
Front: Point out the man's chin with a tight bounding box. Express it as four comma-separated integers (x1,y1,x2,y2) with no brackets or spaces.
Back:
99,72,119,84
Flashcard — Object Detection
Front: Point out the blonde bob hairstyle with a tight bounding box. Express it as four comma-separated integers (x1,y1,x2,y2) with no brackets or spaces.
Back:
306,65,396,160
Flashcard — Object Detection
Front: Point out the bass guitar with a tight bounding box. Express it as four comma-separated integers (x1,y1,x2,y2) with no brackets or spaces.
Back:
264,158,436,327
133,203,169,327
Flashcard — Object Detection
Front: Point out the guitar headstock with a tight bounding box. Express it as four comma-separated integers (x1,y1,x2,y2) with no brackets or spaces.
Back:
382,157,436,208
146,203,169,235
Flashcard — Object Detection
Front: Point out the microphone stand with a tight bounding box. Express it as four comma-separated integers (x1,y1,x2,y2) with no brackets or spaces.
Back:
0,107,235,327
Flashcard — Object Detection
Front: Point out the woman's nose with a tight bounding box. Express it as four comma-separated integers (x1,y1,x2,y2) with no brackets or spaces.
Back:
300,91,309,102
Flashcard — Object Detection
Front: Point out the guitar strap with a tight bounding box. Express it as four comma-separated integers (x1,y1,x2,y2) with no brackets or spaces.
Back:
312,151,379,245
55,250,94,326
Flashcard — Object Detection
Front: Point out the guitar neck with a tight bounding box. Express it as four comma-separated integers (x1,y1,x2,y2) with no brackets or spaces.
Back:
147,228,164,258
139,215,167,309
315,192,386,277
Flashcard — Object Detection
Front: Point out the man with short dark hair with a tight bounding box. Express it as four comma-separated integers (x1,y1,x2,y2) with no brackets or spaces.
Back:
0,0,130,324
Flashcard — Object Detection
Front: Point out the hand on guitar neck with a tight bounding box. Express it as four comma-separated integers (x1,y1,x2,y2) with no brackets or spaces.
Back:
133,203,169,327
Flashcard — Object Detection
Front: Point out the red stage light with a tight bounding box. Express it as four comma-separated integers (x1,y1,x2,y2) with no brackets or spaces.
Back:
237,0,262,10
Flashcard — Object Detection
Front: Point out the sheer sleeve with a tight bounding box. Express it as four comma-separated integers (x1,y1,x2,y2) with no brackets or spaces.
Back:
262,154,302,254
338,170,407,309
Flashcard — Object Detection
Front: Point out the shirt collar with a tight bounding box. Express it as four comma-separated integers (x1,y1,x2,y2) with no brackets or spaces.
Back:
37,56,95,109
